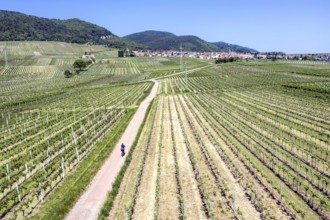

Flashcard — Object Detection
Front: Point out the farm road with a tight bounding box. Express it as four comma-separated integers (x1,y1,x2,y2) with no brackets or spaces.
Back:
66,79,158,220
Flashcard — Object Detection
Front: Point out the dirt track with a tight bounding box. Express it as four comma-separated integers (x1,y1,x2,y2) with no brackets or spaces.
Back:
65,80,158,220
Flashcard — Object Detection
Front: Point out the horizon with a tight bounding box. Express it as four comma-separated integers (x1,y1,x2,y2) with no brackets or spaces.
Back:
1,0,330,54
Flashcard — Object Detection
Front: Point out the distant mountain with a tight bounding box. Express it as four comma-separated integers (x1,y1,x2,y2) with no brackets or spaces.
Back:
125,31,218,52
103,37,147,50
0,10,146,50
124,30,258,53
124,31,176,46
212,41,258,53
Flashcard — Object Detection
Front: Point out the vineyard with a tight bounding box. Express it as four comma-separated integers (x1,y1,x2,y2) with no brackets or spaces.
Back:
1,41,330,219
0,41,118,66
101,62,330,220
0,82,154,219
0,42,200,108
0,41,196,219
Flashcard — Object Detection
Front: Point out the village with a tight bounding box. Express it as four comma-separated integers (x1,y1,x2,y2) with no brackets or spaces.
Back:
132,50,257,60
130,49,330,62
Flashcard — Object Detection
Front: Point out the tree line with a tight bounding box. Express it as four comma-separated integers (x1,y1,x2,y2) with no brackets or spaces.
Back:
215,57,239,64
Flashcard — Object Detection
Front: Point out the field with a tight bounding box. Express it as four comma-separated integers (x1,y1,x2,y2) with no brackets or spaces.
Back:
0,41,330,220
0,42,209,219
102,63,330,219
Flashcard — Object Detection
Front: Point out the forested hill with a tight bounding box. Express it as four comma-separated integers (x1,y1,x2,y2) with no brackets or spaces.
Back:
0,10,114,44
124,30,258,53
125,31,217,52
212,41,258,53
0,10,257,52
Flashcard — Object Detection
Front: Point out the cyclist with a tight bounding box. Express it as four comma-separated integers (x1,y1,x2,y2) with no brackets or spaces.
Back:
121,143,125,156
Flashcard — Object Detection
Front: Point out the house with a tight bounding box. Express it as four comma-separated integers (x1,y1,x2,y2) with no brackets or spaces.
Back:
82,54,95,59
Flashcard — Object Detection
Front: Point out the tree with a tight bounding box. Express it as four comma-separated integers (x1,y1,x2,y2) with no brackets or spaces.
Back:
73,59,90,72
64,70,73,78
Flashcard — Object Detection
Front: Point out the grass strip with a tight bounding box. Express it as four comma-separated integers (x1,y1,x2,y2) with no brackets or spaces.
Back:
98,99,155,220
29,109,136,220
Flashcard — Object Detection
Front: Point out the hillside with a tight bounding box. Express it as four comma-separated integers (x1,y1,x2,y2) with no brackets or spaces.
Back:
212,41,258,53
0,10,256,52
125,31,218,51
0,10,115,43
125,30,258,53
0,10,146,49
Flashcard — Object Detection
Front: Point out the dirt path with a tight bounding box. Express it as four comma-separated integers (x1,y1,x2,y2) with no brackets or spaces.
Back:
65,80,158,220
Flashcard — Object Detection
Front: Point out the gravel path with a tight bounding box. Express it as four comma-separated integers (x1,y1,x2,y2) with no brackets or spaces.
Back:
65,80,158,220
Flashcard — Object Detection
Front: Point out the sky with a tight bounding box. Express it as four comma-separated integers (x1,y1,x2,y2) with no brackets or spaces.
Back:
1,0,330,53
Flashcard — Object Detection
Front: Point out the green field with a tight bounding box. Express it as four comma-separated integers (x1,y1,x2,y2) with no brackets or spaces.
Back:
0,42,329,220
102,61,330,219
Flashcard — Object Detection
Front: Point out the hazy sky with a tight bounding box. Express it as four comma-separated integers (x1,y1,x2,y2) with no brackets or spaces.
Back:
1,0,329,53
